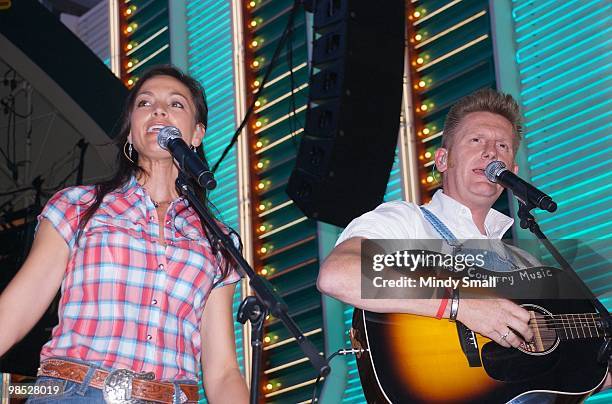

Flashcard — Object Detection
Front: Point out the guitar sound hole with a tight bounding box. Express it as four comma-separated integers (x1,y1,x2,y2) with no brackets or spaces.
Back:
519,304,559,355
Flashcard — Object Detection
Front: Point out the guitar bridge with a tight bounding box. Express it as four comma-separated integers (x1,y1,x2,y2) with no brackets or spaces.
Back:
456,321,482,367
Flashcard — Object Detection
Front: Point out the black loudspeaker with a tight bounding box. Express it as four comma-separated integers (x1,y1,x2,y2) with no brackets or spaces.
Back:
286,0,405,228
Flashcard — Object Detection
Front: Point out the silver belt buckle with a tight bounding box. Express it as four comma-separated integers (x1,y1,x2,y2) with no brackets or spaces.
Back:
103,368,155,404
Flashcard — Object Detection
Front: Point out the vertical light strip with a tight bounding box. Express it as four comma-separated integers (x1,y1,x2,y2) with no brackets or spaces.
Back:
400,19,421,204
108,0,121,77
230,0,254,387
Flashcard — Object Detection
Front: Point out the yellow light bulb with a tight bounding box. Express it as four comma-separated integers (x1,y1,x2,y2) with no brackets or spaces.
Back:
260,269,268,275
413,11,421,18
421,104,428,111
259,225,266,232
258,204,266,211
251,40,258,47
255,121,262,127
424,151,432,159
127,61,133,68
250,20,257,27
249,1,256,7
416,57,424,64
418,80,426,87
126,44,133,50
257,183,265,190
125,8,132,15
126,26,133,33
260,247,267,254
264,336,271,343
415,34,422,41
127,79,134,85
252,60,260,68
266,383,273,390
256,162,264,169
253,80,260,87
426,175,434,183
423,128,430,135
254,100,261,107
255,141,263,148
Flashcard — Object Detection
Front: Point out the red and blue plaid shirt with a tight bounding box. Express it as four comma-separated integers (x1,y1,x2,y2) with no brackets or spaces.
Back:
38,176,241,381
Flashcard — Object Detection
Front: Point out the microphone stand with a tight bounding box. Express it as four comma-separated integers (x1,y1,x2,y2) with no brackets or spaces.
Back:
175,174,330,403
517,201,611,365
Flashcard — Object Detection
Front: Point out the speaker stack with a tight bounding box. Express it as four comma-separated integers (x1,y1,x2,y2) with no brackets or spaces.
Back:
286,0,405,228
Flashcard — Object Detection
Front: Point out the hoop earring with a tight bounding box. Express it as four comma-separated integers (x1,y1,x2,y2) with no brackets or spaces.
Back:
123,141,135,163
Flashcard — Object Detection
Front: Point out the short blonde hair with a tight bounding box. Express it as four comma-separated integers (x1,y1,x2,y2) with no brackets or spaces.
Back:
442,88,523,153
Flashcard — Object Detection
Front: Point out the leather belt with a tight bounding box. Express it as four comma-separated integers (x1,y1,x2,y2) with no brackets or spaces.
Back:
38,359,199,403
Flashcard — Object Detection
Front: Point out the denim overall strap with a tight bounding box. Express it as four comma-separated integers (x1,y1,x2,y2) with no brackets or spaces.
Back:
420,207,459,245
420,207,520,272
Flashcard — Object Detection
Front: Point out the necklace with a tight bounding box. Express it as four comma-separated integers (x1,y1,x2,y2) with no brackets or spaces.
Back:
151,199,173,208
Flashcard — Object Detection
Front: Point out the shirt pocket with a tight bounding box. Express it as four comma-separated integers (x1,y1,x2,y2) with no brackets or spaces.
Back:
85,216,144,239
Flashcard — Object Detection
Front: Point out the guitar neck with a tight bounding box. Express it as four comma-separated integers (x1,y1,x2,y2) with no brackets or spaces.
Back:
540,313,610,340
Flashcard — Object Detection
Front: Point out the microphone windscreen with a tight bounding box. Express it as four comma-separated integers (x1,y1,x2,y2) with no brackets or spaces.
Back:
484,160,506,183
157,126,182,149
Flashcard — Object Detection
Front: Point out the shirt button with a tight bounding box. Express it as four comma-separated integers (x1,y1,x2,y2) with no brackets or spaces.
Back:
147,334,152,340
152,299,158,305
158,264,164,270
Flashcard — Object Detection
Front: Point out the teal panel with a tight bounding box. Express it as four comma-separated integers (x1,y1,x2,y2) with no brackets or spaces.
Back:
183,1,242,402
512,1,611,402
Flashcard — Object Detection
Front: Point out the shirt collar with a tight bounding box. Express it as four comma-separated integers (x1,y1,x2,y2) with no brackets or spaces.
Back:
115,175,190,208
115,175,140,198
425,190,513,239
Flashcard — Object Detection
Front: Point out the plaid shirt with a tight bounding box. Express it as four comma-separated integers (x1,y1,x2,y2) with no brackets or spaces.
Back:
38,176,240,381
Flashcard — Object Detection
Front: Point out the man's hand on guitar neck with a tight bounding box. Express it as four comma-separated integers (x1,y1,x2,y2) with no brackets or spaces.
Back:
456,298,534,349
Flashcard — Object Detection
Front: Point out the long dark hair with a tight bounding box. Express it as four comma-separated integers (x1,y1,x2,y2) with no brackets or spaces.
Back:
78,65,234,284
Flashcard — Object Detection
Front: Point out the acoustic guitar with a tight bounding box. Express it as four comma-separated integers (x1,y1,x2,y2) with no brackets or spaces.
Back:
351,284,610,403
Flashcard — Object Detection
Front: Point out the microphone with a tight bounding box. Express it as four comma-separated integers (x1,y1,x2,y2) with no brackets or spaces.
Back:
157,126,217,190
485,161,557,212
